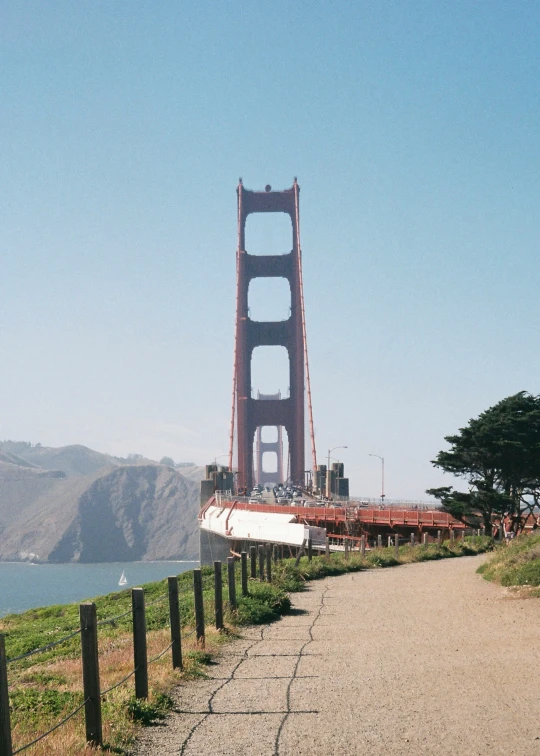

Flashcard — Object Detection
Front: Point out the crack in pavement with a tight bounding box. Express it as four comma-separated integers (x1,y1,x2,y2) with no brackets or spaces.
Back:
273,583,329,756
178,626,267,755
176,583,328,756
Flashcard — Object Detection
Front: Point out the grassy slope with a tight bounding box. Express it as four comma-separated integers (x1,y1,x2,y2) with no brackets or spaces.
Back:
2,536,494,755
477,531,540,595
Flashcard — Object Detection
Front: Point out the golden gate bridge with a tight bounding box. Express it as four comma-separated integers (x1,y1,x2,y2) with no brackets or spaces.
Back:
199,180,465,563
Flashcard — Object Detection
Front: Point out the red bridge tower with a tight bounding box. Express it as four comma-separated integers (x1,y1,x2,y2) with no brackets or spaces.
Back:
228,179,316,492
254,392,284,486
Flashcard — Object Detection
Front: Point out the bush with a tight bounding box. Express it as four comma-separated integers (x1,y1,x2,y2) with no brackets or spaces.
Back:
234,582,291,625
478,532,540,587
127,692,173,725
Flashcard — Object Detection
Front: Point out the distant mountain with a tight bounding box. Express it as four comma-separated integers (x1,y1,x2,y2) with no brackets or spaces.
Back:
0,441,205,563
0,449,39,469
7,443,121,477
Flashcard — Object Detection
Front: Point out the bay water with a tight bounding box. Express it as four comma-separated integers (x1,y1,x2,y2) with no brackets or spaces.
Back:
0,561,199,617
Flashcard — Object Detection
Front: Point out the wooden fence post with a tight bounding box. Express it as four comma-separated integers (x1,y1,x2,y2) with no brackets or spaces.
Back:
214,561,223,630
450,529,455,542
258,545,265,581
308,537,313,562
423,533,428,545
250,545,257,578
437,530,441,545
79,602,103,747
394,534,399,558
325,537,330,558
0,634,13,756
227,557,237,610
266,544,272,583
132,588,148,700
168,576,183,669
273,545,278,563
241,552,248,597
410,533,416,546
193,569,205,646
377,535,382,549
344,538,349,560
361,535,366,557
388,535,393,548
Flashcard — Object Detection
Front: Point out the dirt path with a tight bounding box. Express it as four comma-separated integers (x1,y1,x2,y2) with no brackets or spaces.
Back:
133,555,540,755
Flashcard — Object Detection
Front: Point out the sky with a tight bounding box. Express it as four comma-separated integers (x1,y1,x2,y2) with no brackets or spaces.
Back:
2,1,540,500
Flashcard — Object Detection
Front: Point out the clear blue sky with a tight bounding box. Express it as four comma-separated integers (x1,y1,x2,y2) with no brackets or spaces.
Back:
2,1,539,499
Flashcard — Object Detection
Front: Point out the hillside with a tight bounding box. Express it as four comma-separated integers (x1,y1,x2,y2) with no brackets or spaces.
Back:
0,442,205,563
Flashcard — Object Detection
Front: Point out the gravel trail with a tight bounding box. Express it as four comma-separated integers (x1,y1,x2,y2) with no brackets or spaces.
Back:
133,555,540,755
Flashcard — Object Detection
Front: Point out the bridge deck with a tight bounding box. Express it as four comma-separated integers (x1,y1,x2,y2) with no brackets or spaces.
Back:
208,497,464,530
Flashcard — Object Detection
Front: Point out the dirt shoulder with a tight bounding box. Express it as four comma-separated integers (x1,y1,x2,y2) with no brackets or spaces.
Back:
133,555,540,755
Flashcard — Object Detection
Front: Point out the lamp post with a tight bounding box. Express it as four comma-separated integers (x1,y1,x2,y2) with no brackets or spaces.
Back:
214,454,229,467
369,454,385,504
327,446,348,472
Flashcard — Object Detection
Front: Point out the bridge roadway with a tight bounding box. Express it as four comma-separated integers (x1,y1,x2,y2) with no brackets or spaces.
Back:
211,495,464,533
134,554,539,755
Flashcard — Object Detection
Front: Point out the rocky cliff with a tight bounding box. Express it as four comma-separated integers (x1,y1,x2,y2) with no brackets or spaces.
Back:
0,443,203,562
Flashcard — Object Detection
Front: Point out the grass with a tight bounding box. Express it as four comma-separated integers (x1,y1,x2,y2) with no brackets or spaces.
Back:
1,535,494,754
477,531,540,595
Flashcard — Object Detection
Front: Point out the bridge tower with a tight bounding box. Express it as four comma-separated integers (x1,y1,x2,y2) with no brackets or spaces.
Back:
254,392,284,486
229,179,317,493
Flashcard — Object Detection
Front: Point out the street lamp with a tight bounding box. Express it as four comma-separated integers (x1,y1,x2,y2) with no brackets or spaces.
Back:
328,446,347,471
214,454,229,467
369,454,385,504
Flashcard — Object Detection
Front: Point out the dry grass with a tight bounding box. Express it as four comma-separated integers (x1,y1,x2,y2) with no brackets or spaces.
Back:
8,624,227,755
5,538,494,754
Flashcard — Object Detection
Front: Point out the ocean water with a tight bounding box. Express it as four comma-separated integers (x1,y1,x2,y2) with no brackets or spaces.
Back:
0,561,199,617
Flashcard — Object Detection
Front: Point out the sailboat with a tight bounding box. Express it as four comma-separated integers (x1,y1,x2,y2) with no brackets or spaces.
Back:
118,570,128,586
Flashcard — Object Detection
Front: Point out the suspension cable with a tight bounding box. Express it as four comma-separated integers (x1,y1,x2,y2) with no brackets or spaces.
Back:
229,179,243,471
294,179,317,473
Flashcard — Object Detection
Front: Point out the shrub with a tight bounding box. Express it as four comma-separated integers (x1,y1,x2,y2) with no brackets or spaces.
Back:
127,692,173,725
478,532,540,588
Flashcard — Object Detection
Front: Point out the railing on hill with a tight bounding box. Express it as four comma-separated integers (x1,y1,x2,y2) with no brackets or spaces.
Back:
0,575,199,753
0,549,288,754
0,529,490,753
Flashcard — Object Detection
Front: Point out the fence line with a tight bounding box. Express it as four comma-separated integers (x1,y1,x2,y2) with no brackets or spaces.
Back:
0,571,204,754
1,536,487,753
96,607,133,627
99,669,137,698
0,555,276,754
6,629,82,664
11,698,89,755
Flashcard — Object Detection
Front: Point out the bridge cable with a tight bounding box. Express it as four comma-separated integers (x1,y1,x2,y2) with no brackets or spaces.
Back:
294,180,318,473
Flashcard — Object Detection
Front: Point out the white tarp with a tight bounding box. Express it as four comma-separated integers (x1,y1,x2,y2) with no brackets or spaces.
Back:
200,505,307,546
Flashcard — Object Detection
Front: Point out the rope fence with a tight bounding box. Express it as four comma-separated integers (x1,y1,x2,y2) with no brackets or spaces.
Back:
0,571,204,754
99,669,138,698
6,628,82,665
0,544,299,753
96,607,133,627
11,698,90,755
147,641,174,666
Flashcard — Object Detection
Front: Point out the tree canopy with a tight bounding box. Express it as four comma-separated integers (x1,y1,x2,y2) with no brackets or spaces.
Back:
427,392,540,534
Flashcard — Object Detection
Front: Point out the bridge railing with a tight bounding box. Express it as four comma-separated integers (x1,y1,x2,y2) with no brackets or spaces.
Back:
213,491,439,510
